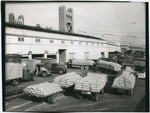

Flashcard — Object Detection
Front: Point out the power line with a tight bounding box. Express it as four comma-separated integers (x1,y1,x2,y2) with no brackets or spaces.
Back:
76,21,145,29
75,29,145,34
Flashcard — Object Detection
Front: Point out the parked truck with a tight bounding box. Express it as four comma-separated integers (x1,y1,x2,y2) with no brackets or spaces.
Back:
34,57,56,69
22,59,51,77
5,63,23,86
67,59,95,70
134,57,145,72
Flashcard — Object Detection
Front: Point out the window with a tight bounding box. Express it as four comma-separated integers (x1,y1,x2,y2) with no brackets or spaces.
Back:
85,52,89,59
71,41,74,44
61,40,65,44
101,52,105,58
92,43,94,45
35,38,40,42
18,37,24,42
86,42,88,45
50,40,54,43
69,53,76,59
79,42,81,45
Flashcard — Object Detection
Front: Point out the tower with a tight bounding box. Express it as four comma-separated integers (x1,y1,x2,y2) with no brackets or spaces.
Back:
59,5,74,33
18,15,24,25
9,13,15,23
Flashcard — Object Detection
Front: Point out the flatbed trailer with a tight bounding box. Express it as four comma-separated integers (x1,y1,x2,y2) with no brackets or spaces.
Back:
24,90,62,104
112,86,134,96
74,87,105,101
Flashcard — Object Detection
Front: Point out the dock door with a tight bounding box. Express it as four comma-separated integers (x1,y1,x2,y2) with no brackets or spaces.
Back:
59,49,66,64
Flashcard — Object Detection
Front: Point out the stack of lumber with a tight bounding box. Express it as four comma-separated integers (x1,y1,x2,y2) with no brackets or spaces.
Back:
74,72,107,93
53,72,82,88
72,59,95,66
97,60,122,72
24,82,62,97
112,69,136,90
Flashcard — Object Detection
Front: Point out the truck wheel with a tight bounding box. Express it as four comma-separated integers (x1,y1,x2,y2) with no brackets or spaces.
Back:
113,89,117,94
47,95,56,104
85,66,89,70
59,70,63,75
76,91,82,99
128,90,133,96
95,93,99,101
42,72,47,77
100,89,104,94
11,79,19,86
31,75,36,81
80,65,85,70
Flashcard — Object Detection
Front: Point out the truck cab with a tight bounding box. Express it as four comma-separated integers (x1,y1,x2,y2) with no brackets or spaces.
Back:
51,63,67,75
35,63,52,77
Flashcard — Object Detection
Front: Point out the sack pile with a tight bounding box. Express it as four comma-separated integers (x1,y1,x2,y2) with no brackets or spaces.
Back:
74,72,107,93
97,60,122,72
72,59,95,66
53,72,83,88
24,82,62,97
112,71,136,90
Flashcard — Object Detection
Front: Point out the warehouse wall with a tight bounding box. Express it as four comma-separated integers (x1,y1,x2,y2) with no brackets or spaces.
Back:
5,27,120,62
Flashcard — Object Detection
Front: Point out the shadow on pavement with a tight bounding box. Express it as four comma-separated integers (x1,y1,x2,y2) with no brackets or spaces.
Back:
135,96,146,112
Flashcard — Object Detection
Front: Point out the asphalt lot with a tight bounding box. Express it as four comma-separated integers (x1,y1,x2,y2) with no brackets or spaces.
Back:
4,68,146,112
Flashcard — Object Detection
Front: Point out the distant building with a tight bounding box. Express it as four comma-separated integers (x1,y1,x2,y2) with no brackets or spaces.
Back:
9,13,15,23
59,5,74,33
121,44,145,52
121,44,130,52
9,13,24,25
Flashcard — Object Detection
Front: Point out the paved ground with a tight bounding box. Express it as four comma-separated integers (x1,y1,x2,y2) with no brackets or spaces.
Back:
4,68,146,112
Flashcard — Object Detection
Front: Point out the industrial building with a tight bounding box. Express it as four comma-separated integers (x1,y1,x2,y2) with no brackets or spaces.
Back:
5,5,120,64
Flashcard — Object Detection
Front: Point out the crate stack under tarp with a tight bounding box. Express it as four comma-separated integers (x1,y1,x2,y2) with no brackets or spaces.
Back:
72,59,95,66
24,82,62,97
97,60,122,72
74,72,107,93
112,67,136,90
53,72,83,88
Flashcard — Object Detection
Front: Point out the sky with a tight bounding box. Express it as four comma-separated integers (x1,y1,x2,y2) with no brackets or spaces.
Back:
5,2,146,47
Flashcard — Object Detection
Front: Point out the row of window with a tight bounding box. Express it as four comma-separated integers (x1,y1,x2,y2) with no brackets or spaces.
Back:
18,37,103,46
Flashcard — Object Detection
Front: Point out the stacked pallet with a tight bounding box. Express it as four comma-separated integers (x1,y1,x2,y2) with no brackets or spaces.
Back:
97,60,122,72
24,82,62,97
112,70,136,90
53,72,82,88
72,59,95,66
74,72,107,93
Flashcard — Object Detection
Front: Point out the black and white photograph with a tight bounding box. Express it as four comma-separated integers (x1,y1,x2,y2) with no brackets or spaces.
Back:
2,1,149,112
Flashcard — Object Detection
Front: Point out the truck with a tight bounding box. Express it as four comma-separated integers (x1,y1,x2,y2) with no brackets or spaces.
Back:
5,55,35,86
5,63,23,86
34,57,56,69
133,57,145,72
35,63,52,77
51,63,67,75
67,59,95,70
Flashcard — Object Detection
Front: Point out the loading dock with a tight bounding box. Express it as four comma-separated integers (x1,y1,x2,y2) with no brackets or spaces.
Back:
59,49,66,64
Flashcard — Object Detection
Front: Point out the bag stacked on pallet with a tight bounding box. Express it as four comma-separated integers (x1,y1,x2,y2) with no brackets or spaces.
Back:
24,82,62,97
112,67,136,90
72,59,95,66
74,72,107,93
97,60,122,72
53,72,83,88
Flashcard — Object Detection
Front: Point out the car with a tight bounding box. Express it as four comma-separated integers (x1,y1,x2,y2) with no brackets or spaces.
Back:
51,63,67,75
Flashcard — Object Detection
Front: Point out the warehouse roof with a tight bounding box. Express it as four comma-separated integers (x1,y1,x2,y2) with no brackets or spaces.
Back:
5,22,104,41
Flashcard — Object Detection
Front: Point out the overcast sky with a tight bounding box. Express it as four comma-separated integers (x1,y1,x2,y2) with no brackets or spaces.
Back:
5,2,146,47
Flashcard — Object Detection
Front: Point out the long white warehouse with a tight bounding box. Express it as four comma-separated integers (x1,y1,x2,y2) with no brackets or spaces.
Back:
5,22,120,64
